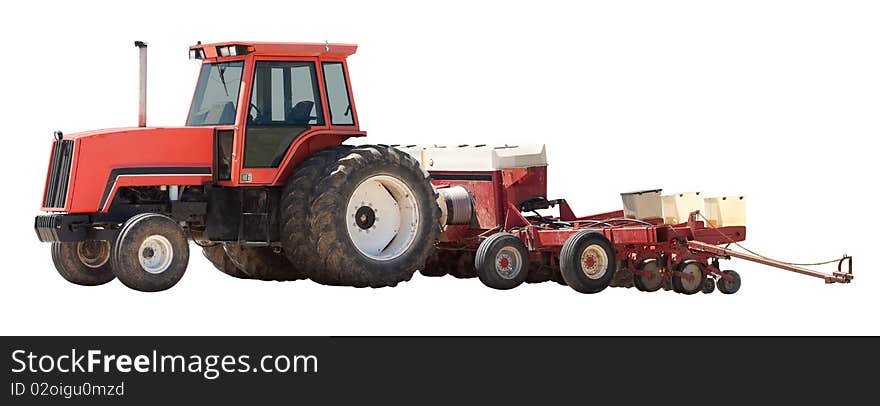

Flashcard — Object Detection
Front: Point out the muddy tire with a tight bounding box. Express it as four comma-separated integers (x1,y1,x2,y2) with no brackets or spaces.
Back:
223,244,305,281
559,231,617,294
111,213,189,292
202,244,250,279
474,233,530,290
280,146,354,280
307,145,442,287
51,241,115,286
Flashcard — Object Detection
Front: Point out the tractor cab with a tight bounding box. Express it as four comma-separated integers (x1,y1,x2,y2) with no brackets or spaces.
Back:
185,42,365,186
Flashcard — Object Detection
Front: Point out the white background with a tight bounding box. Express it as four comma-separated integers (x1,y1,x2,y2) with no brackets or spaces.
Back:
0,0,876,335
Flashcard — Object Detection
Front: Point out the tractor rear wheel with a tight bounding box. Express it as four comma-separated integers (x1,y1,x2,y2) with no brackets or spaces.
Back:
280,146,354,280
110,213,189,292
306,145,442,287
51,241,115,286
559,231,617,294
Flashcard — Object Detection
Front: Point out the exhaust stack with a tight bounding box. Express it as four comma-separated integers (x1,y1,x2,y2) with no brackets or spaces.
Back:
134,41,148,127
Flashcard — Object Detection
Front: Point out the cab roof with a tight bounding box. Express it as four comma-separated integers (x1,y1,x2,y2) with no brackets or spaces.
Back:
190,41,358,59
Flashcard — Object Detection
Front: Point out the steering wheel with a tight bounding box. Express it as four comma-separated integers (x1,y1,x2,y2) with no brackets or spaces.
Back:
248,103,262,123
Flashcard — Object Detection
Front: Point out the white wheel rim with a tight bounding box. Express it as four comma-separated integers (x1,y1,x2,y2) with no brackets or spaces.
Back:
76,240,110,269
580,245,608,280
680,262,703,292
138,235,174,274
346,174,420,261
494,246,522,280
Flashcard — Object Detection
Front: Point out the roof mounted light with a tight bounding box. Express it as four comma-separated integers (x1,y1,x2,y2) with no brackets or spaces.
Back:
189,48,206,60
216,45,253,57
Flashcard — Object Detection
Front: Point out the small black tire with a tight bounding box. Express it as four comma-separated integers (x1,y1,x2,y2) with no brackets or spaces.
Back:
559,231,617,294
202,244,250,279
111,213,189,292
474,233,530,290
717,270,741,294
672,260,705,295
51,241,115,286
702,277,716,294
633,259,664,292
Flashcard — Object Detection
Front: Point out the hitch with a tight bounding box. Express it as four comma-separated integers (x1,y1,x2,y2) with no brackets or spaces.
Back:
687,240,853,284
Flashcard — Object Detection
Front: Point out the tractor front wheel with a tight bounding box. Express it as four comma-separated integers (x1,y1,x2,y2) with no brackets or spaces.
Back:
51,241,115,286
111,213,189,292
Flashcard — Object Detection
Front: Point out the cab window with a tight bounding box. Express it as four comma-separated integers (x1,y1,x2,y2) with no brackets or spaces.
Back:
322,62,354,125
187,61,244,126
244,61,324,168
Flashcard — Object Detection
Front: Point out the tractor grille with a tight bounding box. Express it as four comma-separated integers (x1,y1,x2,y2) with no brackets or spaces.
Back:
43,139,75,209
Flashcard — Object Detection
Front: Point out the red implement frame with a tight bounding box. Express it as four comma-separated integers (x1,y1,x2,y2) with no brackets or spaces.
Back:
430,165,853,288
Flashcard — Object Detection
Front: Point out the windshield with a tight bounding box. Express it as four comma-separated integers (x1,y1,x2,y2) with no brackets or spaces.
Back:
187,61,244,126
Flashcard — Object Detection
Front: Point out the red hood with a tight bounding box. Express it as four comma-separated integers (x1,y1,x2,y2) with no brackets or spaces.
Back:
43,126,215,213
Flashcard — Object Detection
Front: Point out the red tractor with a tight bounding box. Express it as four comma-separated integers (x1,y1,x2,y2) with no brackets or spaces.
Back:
35,41,853,293
37,41,441,292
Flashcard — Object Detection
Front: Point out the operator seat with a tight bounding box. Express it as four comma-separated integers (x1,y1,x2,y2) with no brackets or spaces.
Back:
205,102,236,125
287,100,315,125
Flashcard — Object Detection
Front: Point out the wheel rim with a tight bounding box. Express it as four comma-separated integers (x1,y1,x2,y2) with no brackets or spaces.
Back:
494,246,523,280
138,235,174,274
679,262,703,292
638,259,663,290
76,240,110,269
346,174,420,261
580,244,608,280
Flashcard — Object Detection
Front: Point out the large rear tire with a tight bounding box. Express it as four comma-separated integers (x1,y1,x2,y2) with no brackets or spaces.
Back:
280,146,354,280
307,145,442,287
51,241,115,286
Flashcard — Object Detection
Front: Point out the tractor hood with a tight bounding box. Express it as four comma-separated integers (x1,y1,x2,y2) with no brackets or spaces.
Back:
42,126,215,213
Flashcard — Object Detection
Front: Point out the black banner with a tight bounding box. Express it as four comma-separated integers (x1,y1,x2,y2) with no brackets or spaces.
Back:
1,337,876,403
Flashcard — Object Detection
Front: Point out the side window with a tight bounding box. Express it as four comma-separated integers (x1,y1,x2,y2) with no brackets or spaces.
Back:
322,62,355,125
244,61,324,168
